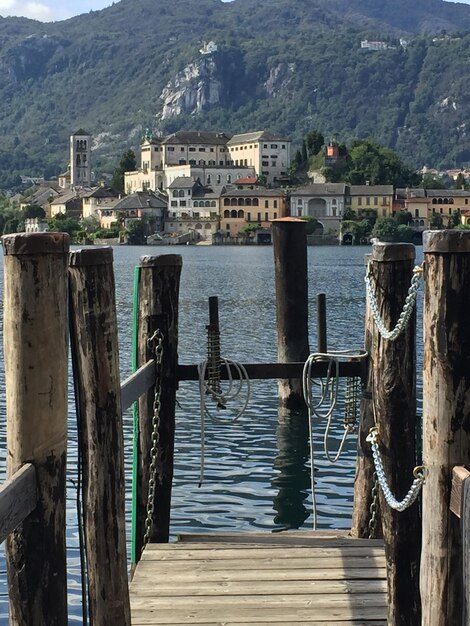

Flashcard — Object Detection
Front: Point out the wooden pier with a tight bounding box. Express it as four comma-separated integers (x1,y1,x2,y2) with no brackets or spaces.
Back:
130,532,387,625
1,225,470,625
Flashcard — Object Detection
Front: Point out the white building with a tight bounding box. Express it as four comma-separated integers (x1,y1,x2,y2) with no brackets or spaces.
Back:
290,183,346,234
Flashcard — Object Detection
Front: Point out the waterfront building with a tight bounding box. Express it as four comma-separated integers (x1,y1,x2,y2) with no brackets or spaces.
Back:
220,188,287,237
290,183,346,235
99,191,166,232
347,185,394,217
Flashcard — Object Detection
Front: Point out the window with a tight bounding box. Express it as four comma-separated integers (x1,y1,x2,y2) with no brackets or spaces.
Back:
274,200,278,209
173,190,178,198
217,175,221,184
263,144,268,148
298,199,302,204
199,147,206,152
189,147,196,152
366,197,370,206
265,200,269,208
265,212,268,221
262,161,269,167
224,198,230,206
227,175,231,183
257,212,261,221
358,198,362,206
180,201,186,207
247,212,251,221
270,155,278,159
226,224,230,230
374,197,378,205
210,148,214,152
281,144,285,149
415,209,419,217
207,175,211,184
253,199,259,207
189,160,196,165
273,212,277,219
167,147,175,151
179,159,186,165
382,197,387,205
224,210,230,218
270,144,277,149
188,190,191,196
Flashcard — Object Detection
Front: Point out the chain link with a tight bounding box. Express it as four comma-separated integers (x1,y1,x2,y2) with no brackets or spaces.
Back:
368,471,379,539
366,427,425,512
142,329,164,552
365,263,423,341
344,377,360,433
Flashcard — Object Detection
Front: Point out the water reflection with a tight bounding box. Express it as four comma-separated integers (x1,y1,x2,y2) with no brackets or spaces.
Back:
272,408,311,530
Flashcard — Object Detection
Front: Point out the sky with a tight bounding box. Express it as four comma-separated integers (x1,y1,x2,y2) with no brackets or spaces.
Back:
0,0,469,22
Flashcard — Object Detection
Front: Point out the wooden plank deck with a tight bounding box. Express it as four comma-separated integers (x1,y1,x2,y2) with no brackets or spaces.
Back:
130,532,387,625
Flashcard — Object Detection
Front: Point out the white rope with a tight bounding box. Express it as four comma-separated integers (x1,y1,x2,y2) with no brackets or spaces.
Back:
198,358,251,487
302,349,367,529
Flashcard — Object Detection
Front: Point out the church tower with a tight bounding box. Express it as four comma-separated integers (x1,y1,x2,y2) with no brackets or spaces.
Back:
70,129,92,187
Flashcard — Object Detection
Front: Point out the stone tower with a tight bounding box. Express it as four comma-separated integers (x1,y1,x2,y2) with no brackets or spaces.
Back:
70,129,91,187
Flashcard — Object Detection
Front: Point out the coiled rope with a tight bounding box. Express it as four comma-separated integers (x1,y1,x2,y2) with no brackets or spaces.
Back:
198,358,251,487
302,349,367,529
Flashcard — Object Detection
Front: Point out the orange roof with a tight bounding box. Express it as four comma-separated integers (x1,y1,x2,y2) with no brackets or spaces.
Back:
236,177,258,185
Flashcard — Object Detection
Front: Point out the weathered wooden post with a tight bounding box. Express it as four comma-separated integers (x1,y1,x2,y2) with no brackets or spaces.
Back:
421,230,470,626
272,218,310,409
2,233,69,625
352,256,379,539
68,247,131,625
133,254,182,564
355,242,421,625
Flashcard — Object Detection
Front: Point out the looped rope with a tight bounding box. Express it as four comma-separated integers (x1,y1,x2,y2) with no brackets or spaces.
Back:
198,358,251,487
302,349,367,529
366,427,426,512
365,262,423,341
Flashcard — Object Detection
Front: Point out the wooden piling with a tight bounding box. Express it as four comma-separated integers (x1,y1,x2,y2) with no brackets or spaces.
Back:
272,218,310,409
421,230,470,626
133,254,182,563
2,233,69,626
357,242,421,625
68,247,131,625
316,293,327,353
351,256,379,539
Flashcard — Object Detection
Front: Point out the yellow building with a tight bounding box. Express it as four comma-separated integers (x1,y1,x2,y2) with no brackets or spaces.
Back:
347,185,394,217
220,189,287,237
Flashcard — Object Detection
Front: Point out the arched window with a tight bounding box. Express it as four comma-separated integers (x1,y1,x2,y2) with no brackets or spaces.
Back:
420,219,425,226
205,201,210,207
449,198,454,204
193,201,199,207
437,198,443,204
196,223,203,229
210,201,216,207
207,175,211,184
224,210,230,218
178,190,185,198
224,198,230,206
238,198,245,206
253,198,259,207
238,210,244,218
443,198,449,204
245,198,252,206
173,190,178,198
205,223,211,229
230,210,237,218
432,199,437,204
227,175,232,183
230,198,237,206
199,160,205,166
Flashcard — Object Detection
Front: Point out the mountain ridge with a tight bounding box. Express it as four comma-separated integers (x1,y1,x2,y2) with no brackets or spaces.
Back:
1,0,470,187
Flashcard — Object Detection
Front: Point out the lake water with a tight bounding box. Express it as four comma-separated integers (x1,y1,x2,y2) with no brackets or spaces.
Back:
0,243,424,623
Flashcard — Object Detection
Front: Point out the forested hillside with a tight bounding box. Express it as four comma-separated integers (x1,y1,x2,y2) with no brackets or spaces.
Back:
0,0,470,187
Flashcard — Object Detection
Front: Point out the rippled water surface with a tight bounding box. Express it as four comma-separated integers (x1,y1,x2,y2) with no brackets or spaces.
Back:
0,244,424,623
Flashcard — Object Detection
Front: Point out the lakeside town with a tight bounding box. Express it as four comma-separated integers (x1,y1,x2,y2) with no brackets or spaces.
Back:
6,127,470,246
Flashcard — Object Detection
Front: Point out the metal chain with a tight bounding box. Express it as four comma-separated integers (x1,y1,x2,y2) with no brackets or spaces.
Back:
344,377,360,433
365,263,423,341
366,427,425,512
142,329,164,552
368,471,379,539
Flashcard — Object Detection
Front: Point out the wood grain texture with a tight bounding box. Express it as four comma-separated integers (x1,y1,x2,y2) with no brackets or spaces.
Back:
364,244,421,626
134,254,182,559
0,464,36,543
2,233,69,625
352,254,379,539
69,247,130,625
130,534,386,624
463,476,470,626
450,466,470,518
421,235,470,626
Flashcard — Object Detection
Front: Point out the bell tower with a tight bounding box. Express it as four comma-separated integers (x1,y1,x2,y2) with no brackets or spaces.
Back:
70,129,92,187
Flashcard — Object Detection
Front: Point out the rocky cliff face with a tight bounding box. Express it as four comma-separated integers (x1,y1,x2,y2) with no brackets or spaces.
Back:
264,62,295,97
159,53,225,119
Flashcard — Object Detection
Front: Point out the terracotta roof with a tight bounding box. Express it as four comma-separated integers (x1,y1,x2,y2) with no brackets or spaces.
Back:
235,177,258,185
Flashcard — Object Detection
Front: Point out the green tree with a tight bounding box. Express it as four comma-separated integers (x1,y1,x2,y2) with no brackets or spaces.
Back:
395,211,412,225
126,219,146,244
22,203,45,219
429,214,444,229
397,224,413,242
111,149,137,194
454,173,466,189
305,131,324,157
447,209,461,228
372,217,398,241
421,173,447,190
346,139,416,187
48,213,81,239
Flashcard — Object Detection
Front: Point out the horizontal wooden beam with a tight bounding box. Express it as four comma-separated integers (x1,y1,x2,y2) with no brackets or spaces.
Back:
0,464,37,543
121,360,156,411
177,360,366,382
450,465,470,518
